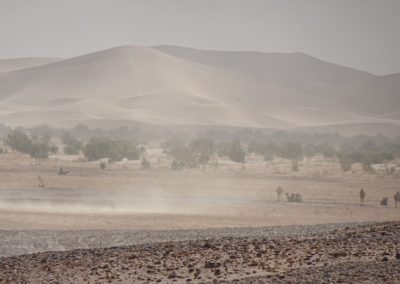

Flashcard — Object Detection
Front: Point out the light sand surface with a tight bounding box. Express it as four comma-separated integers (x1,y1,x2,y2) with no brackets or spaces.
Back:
1,152,400,283
0,57,61,73
0,46,399,134
1,152,399,231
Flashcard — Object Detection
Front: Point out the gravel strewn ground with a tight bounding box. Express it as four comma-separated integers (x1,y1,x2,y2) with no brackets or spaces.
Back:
225,260,400,283
0,222,373,257
1,222,399,283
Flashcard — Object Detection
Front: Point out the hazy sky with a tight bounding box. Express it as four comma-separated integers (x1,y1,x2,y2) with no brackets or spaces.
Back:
1,0,399,75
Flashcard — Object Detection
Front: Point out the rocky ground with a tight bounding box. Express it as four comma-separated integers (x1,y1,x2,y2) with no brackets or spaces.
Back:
0,222,368,257
1,222,399,283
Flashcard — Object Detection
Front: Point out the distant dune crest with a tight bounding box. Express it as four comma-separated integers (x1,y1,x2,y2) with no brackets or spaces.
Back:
0,45,399,135
0,57,62,73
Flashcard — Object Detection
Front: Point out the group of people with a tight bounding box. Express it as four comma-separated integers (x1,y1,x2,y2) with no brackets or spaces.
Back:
360,188,400,208
276,186,303,203
275,185,400,208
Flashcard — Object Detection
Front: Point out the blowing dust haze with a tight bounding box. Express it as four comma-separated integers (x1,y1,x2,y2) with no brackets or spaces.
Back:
0,1,400,283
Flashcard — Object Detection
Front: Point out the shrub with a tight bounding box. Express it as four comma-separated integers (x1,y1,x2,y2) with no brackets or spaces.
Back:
247,142,265,155
49,145,58,154
162,138,215,168
5,128,32,154
291,160,299,172
336,143,356,172
64,144,81,155
216,142,231,157
304,143,336,158
216,139,246,163
248,142,277,160
5,128,51,159
30,142,50,159
358,141,393,171
171,160,184,170
338,156,353,172
278,141,303,161
141,158,151,169
83,137,139,161
83,137,112,161
336,141,394,172
112,139,140,161
263,153,273,161
228,139,246,163
189,138,215,165
61,133,82,155
160,138,185,154
58,167,69,175
99,161,106,170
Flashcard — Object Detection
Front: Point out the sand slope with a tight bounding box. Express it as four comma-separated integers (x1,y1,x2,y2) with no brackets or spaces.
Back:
155,45,372,83
156,46,400,119
0,57,62,73
0,46,398,134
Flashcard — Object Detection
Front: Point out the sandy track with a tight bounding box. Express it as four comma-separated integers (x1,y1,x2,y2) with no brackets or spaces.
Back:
1,222,399,283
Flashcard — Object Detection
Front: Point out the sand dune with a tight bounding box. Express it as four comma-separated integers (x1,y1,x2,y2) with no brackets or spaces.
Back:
0,45,398,134
156,46,400,118
0,57,61,73
339,73,400,115
155,45,372,83
296,121,400,136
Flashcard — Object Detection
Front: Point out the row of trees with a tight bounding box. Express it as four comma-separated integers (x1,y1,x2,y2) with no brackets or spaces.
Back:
4,129,58,159
3,128,398,173
248,141,306,161
4,129,141,162
248,140,394,172
337,142,394,171
83,137,140,161
162,137,397,172
161,138,246,169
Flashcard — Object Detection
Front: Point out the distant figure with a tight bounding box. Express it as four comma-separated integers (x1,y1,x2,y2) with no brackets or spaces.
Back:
38,175,45,188
214,160,219,171
294,193,303,203
276,186,283,202
285,192,303,203
380,197,388,206
359,188,366,206
58,167,69,176
394,192,400,208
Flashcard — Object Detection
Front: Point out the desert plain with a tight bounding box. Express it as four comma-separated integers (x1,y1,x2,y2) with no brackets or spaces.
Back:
0,149,399,283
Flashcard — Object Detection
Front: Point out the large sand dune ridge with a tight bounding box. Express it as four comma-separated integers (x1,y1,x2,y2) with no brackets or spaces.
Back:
0,46,399,134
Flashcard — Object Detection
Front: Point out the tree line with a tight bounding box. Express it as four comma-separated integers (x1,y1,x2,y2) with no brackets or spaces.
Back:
2,128,400,173
3,128,141,162
162,137,398,171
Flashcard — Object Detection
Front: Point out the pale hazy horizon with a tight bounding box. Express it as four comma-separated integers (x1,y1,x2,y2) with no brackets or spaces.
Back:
1,0,400,75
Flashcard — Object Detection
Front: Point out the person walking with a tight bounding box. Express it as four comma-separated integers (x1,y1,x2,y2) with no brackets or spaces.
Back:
359,188,366,206
276,186,283,202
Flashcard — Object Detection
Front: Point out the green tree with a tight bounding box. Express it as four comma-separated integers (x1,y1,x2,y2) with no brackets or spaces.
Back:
5,128,33,154
5,128,50,159
61,132,82,155
248,142,277,161
216,141,231,157
30,142,50,159
278,141,303,161
83,137,139,161
228,139,246,163
189,138,215,165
